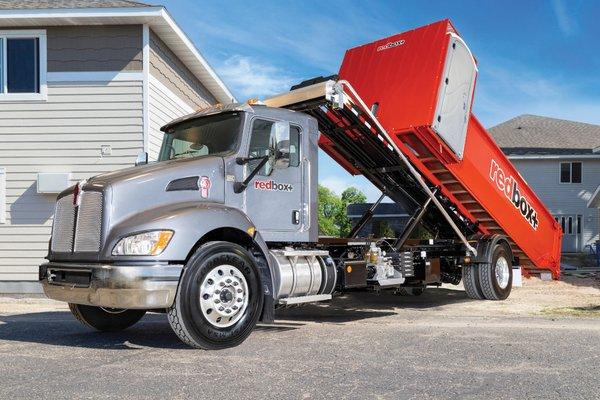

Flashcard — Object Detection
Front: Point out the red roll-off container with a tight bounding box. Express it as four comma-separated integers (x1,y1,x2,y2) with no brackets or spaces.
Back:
337,19,562,277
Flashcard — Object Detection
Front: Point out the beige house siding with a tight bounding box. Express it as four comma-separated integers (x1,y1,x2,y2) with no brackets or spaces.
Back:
147,77,195,161
0,80,144,283
47,25,142,72
149,30,215,109
0,22,224,292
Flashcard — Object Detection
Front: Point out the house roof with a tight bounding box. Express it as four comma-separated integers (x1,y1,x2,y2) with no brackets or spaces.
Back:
0,1,151,9
0,1,235,104
488,114,600,156
347,203,410,218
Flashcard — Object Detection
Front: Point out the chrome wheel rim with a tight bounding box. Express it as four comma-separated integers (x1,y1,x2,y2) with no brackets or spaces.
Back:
199,265,249,328
495,256,510,289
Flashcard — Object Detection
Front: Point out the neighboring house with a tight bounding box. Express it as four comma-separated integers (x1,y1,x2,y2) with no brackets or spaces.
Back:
489,114,600,253
347,203,410,238
0,0,235,293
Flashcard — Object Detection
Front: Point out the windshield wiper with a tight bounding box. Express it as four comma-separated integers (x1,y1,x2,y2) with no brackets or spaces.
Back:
172,150,199,159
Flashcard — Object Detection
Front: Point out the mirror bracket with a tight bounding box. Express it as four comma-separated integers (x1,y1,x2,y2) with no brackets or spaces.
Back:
135,151,148,166
234,155,270,194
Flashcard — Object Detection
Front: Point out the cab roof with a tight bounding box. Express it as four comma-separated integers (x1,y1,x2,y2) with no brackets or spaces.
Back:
160,102,299,132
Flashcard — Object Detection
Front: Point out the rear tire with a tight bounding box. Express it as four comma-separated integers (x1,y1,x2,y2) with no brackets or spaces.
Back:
462,264,485,300
68,304,146,332
478,243,513,300
168,241,263,350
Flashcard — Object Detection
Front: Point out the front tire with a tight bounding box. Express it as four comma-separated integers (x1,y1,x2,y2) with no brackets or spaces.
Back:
168,241,263,349
68,304,146,332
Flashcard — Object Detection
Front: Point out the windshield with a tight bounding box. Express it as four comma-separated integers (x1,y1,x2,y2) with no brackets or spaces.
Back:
158,112,243,161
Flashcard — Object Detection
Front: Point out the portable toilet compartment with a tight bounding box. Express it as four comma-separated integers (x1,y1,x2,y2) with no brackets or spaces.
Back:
339,19,476,163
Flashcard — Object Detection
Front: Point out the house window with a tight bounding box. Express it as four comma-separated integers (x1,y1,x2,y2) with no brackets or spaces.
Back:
0,30,46,100
560,161,582,183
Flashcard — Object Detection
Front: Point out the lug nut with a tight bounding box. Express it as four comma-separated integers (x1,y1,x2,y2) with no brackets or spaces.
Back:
226,279,232,284
214,289,220,294
214,299,220,304
225,309,231,314
218,306,224,311
237,298,242,302
232,305,238,310
220,282,225,287
233,282,239,286
237,289,243,293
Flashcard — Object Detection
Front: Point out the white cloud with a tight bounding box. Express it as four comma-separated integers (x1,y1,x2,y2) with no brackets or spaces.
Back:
217,55,296,99
551,0,578,36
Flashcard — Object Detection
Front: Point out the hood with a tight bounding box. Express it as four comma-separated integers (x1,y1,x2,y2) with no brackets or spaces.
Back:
86,156,226,231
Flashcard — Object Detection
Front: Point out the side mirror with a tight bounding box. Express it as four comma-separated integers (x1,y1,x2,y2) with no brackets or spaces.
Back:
135,151,148,166
271,121,290,169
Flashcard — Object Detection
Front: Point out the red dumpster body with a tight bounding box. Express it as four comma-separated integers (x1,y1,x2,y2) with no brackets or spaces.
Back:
332,19,561,277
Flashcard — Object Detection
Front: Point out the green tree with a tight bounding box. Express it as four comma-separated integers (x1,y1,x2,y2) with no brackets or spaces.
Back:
338,187,367,237
317,185,343,236
373,220,396,238
318,185,368,237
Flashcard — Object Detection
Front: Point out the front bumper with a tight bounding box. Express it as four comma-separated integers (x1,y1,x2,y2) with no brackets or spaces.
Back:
39,262,183,309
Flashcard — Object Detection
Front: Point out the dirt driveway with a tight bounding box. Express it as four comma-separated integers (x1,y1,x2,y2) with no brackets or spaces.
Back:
0,276,598,399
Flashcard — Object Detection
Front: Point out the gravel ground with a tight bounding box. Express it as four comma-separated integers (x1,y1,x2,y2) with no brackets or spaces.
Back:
0,276,598,400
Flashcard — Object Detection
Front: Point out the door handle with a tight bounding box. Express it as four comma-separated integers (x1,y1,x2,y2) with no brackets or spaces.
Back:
292,210,300,225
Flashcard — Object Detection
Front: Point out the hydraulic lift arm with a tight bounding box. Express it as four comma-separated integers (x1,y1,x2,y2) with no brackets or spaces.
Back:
266,79,478,256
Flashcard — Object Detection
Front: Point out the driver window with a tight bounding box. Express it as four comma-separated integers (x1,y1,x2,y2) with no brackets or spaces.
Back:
248,119,275,176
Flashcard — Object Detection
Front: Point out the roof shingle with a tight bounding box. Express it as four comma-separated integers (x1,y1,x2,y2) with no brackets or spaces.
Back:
0,0,153,9
488,114,600,156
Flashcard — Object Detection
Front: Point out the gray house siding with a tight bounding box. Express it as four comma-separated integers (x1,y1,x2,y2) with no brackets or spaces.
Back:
0,25,144,287
511,158,600,252
47,25,142,72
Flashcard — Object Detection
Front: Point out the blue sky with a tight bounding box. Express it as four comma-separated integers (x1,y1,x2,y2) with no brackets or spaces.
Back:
160,0,600,201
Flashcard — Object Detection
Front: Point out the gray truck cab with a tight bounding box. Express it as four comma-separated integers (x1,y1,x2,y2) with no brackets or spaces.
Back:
40,103,328,349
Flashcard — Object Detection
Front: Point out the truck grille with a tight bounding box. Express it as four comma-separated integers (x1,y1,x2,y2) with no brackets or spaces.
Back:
50,194,76,253
74,191,104,252
51,191,103,253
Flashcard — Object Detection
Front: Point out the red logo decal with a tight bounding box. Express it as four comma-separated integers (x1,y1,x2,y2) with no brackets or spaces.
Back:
73,182,80,206
489,159,538,230
199,176,211,198
253,180,293,192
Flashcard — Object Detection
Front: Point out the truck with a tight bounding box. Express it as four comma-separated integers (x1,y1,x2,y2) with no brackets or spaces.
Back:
39,20,562,349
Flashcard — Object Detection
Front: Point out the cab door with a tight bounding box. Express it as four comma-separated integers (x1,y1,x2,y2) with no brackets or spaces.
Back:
243,118,303,241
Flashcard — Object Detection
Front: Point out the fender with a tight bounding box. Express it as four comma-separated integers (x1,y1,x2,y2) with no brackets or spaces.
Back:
468,234,513,265
105,201,275,321
104,201,261,261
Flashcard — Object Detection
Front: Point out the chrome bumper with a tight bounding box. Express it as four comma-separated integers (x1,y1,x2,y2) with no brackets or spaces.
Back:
40,262,183,309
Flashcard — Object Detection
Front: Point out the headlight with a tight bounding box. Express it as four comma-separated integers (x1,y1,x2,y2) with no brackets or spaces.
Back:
112,230,174,256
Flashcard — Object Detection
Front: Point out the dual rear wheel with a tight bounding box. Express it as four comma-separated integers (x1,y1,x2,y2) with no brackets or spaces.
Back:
463,242,513,300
